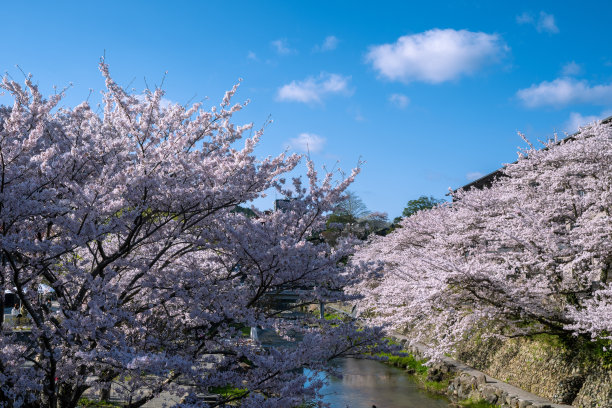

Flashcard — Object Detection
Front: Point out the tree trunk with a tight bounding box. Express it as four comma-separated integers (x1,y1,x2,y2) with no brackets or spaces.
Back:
99,383,111,401
57,383,90,408
0,289,4,327
37,347,58,408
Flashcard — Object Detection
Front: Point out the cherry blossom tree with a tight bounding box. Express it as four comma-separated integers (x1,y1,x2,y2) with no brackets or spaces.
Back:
0,62,385,408
351,121,612,359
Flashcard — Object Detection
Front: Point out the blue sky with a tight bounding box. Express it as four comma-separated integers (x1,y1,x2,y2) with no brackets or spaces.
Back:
1,1,611,218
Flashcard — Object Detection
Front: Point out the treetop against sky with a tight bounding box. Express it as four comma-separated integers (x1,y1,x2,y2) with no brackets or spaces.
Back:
1,0,611,216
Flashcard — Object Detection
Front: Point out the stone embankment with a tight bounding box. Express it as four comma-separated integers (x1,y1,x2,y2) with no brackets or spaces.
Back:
447,370,571,408
392,333,575,408
328,303,611,407
455,336,612,408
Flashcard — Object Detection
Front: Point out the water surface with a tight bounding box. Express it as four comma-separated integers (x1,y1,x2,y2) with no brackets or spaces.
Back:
312,358,451,408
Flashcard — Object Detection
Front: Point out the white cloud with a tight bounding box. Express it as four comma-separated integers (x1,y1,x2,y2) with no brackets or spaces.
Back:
314,35,339,52
276,73,351,103
247,51,258,61
517,11,559,34
271,39,294,55
466,172,484,181
365,29,505,84
516,12,534,25
564,111,612,133
286,133,326,153
565,112,599,133
537,12,559,34
389,93,410,108
517,78,612,108
561,61,582,76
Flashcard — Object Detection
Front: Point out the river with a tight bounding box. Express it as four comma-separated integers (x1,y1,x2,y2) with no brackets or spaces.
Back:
308,358,451,408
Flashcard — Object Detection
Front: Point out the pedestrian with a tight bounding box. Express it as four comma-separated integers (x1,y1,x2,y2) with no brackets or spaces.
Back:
11,304,19,316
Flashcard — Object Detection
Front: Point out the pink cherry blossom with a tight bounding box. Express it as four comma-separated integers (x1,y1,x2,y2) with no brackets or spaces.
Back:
0,62,385,408
352,120,612,360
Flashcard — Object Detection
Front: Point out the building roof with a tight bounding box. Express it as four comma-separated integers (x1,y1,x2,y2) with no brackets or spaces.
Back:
454,115,612,193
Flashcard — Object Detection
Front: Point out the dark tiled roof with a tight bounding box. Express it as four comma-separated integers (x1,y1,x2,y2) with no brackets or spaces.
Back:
453,115,612,193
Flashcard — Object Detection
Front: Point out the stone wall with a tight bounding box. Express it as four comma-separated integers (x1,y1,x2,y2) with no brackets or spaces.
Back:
453,335,612,408
394,334,574,408
569,367,612,408
448,371,569,408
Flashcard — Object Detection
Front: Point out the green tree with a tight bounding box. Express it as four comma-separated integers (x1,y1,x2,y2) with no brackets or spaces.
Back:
333,191,370,219
401,196,445,218
322,191,372,245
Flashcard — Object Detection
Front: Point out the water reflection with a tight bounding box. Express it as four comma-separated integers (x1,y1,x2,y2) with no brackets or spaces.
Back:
309,358,450,408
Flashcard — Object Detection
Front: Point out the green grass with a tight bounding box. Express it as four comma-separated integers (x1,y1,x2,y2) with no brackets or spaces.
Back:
580,336,612,368
529,332,612,368
381,336,400,346
376,351,428,375
457,398,499,408
376,348,458,397
228,322,252,337
209,385,249,399
323,311,344,321
422,379,450,393
77,398,121,407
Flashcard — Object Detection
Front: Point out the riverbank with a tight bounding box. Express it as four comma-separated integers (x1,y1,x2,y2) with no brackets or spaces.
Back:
454,334,612,408
385,333,575,408
326,302,609,407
